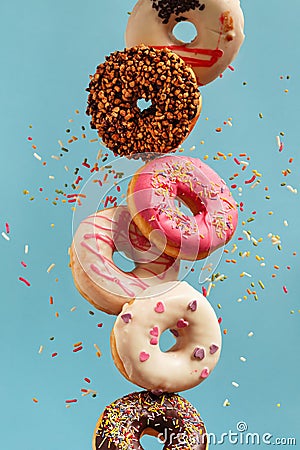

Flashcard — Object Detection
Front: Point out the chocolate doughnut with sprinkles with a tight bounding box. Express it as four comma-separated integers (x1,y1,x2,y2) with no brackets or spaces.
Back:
93,391,208,449
86,45,201,158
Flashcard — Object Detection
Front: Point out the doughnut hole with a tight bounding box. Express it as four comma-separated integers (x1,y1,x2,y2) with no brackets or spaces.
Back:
174,191,206,217
112,251,136,272
137,98,152,112
159,329,177,352
140,434,163,448
172,21,198,44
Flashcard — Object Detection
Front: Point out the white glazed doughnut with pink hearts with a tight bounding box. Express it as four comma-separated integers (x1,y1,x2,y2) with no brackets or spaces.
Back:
111,281,222,393
126,0,245,86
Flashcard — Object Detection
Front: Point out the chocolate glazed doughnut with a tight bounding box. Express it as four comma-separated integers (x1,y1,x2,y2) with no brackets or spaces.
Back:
93,391,207,449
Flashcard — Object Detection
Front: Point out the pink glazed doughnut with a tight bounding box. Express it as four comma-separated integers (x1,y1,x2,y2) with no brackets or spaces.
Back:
125,0,245,86
111,281,222,393
127,155,238,261
70,206,179,315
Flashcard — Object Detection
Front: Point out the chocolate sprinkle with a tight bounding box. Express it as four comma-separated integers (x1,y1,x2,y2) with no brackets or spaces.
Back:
151,0,206,24
86,45,200,158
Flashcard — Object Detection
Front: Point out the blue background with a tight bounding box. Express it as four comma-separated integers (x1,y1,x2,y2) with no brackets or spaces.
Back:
1,0,299,448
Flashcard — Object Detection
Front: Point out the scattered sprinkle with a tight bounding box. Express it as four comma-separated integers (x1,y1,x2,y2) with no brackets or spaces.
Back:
19,276,31,287
33,152,42,161
286,185,297,194
47,263,55,273
2,232,10,241
94,343,102,358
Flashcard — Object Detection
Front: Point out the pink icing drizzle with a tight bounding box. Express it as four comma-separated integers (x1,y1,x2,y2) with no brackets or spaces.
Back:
82,241,149,296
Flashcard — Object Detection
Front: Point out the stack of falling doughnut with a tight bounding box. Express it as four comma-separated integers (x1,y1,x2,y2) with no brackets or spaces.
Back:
71,1,244,448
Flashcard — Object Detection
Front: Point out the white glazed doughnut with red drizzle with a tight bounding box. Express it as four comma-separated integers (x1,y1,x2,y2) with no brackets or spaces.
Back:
70,206,179,315
126,0,245,85
111,281,222,393
127,155,238,261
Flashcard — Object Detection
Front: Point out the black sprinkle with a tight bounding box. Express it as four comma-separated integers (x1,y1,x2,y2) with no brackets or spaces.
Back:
151,0,206,24
175,16,188,22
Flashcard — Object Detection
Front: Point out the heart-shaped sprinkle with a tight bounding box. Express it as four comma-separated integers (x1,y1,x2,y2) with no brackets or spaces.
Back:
209,344,219,355
139,351,150,362
121,313,132,323
170,329,179,337
188,300,198,312
177,318,189,328
193,347,205,360
154,302,165,313
150,326,159,337
200,367,210,379
150,337,158,346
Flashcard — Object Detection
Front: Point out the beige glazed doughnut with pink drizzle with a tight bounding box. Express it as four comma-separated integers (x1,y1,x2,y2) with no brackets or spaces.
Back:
70,206,179,315
111,281,222,393
127,155,238,261
125,0,244,85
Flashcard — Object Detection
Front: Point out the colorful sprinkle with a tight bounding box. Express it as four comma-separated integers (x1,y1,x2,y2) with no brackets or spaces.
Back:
47,263,55,273
19,276,30,287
